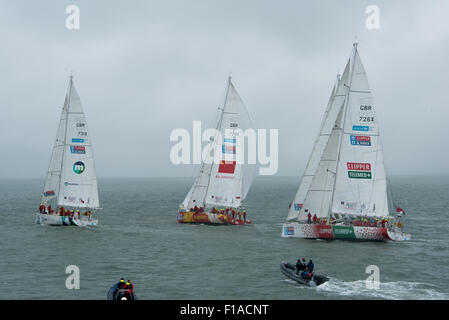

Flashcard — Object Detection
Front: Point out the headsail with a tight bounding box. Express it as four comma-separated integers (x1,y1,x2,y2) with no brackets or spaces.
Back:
181,77,255,209
286,63,349,221
42,76,100,209
286,43,389,222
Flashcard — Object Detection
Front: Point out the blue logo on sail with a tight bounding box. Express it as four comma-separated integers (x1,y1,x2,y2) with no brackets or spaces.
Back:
72,138,85,143
352,125,370,132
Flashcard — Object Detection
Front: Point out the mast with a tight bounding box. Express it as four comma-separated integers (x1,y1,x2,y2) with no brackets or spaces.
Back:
202,76,232,207
56,76,73,206
326,43,358,223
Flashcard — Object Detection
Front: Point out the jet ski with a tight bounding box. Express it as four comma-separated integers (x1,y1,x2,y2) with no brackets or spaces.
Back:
280,261,329,287
107,282,137,300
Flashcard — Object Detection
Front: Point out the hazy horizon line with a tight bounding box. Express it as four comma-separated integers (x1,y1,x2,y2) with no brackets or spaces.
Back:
1,173,448,180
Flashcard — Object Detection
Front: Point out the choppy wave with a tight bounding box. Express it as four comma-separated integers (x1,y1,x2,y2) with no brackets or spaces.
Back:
316,278,448,300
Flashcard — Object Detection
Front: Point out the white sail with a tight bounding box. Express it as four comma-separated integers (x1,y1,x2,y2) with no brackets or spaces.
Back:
331,45,388,217
286,63,349,221
42,77,99,209
181,77,255,209
181,162,213,209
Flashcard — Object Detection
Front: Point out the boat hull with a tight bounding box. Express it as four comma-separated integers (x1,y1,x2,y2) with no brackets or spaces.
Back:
280,262,329,287
281,223,410,241
177,211,250,225
35,213,98,227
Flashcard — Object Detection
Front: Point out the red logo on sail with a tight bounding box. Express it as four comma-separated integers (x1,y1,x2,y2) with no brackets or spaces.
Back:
218,160,236,174
347,162,371,171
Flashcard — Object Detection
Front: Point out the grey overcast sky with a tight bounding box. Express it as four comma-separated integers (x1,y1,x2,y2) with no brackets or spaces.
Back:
0,0,448,178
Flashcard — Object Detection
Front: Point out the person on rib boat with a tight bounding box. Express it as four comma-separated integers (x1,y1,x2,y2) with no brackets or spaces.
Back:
307,260,314,273
296,258,306,275
118,278,125,289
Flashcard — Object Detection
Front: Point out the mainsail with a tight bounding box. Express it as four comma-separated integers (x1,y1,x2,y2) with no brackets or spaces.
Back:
42,76,100,209
181,77,255,209
287,43,389,222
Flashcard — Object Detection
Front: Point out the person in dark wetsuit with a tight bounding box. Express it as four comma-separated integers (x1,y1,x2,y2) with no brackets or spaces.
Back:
296,258,306,275
117,278,125,289
307,259,314,273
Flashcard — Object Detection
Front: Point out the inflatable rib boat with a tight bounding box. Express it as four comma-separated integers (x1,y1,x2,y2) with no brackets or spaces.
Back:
107,283,137,300
280,262,329,287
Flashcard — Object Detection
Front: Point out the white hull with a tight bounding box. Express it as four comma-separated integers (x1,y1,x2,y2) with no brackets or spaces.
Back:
387,228,411,241
35,213,98,227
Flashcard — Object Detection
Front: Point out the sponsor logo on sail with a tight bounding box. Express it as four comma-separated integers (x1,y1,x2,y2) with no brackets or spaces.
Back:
352,125,371,132
294,203,303,211
70,145,86,154
348,171,372,179
73,161,85,174
347,162,372,179
43,190,55,197
222,145,236,154
347,162,371,171
218,160,236,174
71,138,84,143
350,135,371,146
64,182,79,186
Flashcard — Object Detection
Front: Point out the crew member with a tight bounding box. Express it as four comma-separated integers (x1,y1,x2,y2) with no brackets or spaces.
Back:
118,278,125,289
307,259,314,273
296,258,305,275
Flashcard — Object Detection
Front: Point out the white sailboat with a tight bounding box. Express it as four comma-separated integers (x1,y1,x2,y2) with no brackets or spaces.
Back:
177,76,255,225
36,76,100,226
282,43,410,241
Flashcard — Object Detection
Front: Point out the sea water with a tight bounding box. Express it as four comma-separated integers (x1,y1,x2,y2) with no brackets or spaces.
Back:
0,175,448,300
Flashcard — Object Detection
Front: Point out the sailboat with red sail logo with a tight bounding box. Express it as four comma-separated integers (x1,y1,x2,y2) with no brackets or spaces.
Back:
177,76,255,225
